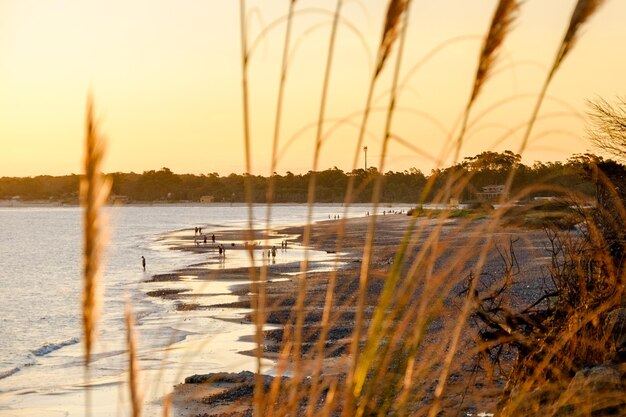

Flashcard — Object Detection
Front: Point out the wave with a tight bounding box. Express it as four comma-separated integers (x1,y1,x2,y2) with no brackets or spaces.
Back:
0,367,21,380
31,337,80,357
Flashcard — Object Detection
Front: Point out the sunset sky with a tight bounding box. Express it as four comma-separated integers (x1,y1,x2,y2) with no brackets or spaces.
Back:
1,0,625,177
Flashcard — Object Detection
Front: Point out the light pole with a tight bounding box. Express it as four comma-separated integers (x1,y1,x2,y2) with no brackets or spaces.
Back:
363,146,368,170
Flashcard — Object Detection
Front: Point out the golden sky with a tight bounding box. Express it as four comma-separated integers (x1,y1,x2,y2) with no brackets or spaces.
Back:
0,0,625,177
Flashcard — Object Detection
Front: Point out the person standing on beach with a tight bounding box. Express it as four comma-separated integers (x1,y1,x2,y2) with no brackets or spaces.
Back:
212,234,215,244
141,256,146,271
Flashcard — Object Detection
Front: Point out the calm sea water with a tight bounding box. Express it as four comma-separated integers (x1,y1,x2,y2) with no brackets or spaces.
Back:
0,203,409,410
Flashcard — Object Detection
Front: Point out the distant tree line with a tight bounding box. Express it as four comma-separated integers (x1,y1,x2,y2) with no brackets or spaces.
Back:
0,151,622,203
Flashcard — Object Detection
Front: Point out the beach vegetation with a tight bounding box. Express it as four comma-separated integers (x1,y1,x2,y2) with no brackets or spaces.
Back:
71,0,626,416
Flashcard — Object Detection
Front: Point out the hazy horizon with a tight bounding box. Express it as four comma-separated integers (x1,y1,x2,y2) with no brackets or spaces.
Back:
2,0,625,177
0,149,606,179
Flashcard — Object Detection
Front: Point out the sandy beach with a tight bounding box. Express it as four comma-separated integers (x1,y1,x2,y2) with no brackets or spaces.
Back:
138,213,554,416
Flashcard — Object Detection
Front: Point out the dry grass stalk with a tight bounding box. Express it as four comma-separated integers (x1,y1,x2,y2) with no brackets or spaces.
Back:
125,300,143,417
162,393,171,417
81,95,111,366
238,0,254,229
454,0,520,162
238,1,264,414
469,0,520,104
294,0,344,413
518,0,606,154
552,0,605,76
264,0,297,202
375,0,410,77
293,2,414,414
258,4,297,413
343,0,411,208
346,3,413,416
238,0,253,228
268,0,297,180
492,0,607,241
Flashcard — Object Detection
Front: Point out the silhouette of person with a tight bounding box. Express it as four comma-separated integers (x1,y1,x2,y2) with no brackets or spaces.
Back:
141,256,146,271
203,235,207,244
212,234,216,244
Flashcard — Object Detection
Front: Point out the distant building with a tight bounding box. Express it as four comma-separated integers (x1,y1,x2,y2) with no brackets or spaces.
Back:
110,195,129,204
476,185,506,201
200,195,215,203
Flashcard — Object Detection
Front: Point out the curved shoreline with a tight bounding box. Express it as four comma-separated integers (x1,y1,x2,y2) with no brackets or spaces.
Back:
165,214,557,417
143,218,358,416
0,211,556,416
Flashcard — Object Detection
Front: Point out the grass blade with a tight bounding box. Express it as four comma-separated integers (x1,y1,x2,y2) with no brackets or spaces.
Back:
81,94,110,366
454,0,521,162
125,300,143,417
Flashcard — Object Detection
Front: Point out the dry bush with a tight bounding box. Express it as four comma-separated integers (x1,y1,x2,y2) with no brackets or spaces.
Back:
467,165,626,416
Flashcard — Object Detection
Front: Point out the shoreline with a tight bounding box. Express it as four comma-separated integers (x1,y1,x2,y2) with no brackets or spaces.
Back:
0,210,347,416
0,211,555,416
141,217,365,416
144,216,368,414
0,215,335,416
160,214,554,416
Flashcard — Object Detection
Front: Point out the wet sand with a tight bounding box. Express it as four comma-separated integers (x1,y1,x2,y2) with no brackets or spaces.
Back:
146,214,554,417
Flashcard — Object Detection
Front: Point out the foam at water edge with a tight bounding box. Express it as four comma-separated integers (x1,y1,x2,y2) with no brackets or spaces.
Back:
31,337,80,357
0,367,21,381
